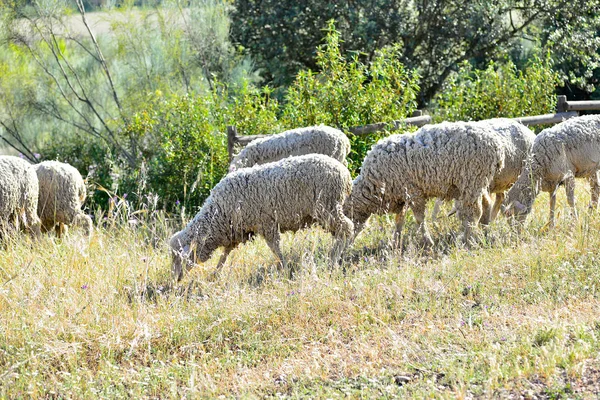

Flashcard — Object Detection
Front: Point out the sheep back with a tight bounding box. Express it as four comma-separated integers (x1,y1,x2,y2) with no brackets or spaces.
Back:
0,155,41,235
229,125,351,171
35,160,91,236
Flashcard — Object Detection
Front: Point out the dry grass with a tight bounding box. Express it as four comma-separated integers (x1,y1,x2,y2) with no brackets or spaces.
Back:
2,186,600,398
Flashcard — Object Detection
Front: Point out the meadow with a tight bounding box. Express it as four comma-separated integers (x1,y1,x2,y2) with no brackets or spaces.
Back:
2,186,600,398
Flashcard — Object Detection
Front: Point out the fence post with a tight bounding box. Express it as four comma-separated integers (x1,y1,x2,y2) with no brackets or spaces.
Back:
227,125,238,162
556,95,568,113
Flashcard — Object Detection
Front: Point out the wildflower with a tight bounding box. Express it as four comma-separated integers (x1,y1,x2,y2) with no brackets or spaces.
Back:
34,153,41,159
123,193,128,199
18,153,25,159
175,199,181,207
81,284,88,290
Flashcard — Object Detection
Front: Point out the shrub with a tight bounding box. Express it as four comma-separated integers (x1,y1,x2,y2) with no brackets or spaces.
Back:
281,20,420,175
433,57,561,123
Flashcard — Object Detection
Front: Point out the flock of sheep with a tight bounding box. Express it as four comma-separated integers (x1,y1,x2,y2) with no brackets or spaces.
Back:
1,114,599,282
0,159,91,240
171,115,600,280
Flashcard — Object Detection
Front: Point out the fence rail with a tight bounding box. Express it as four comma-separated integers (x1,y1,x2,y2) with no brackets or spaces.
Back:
227,111,431,160
557,95,600,112
511,111,579,126
227,96,600,161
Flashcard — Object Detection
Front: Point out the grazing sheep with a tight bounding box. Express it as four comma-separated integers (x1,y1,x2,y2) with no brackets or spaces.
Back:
35,161,92,238
432,119,536,224
504,114,600,227
345,121,504,247
0,155,41,238
229,125,351,172
170,154,354,281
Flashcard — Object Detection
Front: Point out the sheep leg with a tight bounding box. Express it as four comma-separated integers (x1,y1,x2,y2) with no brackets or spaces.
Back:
549,186,558,228
25,211,41,240
55,223,66,238
479,191,493,225
392,203,407,250
490,192,505,222
213,245,235,275
589,172,600,210
459,197,483,247
351,221,365,244
410,199,434,248
431,199,443,221
329,206,354,267
564,175,578,221
264,228,286,271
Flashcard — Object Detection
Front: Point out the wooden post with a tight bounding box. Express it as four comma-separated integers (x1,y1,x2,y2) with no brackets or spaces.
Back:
556,95,568,113
227,125,237,161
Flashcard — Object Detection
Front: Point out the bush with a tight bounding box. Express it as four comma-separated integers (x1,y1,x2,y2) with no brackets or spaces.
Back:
433,57,561,123
281,20,420,175
111,93,229,213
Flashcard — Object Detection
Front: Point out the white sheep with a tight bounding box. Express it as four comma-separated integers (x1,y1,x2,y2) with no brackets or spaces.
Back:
432,118,536,224
504,114,600,227
35,161,92,238
345,121,505,247
0,155,41,238
170,154,354,281
229,125,351,172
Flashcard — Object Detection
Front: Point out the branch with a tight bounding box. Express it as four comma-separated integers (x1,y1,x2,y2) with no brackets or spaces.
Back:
0,120,37,162
74,0,125,121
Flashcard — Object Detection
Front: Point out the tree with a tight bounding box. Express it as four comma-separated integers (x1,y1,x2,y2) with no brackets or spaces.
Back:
0,0,256,161
230,0,600,104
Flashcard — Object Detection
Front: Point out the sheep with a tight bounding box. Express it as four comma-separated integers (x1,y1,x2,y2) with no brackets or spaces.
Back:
0,155,41,238
432,118,536,224
170,154,354,281
229,125,351,172
34,161,92,238
504,114,600,227
344,121,505,248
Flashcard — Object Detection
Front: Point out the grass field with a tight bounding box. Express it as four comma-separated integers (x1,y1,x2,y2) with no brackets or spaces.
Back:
2,186,600,398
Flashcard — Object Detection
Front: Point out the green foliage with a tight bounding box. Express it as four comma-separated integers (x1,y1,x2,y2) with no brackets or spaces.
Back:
230,0,409,92
118,94,229,211
281,21,419,174
231,0,600,103
227,81,281,136
433,57,561,123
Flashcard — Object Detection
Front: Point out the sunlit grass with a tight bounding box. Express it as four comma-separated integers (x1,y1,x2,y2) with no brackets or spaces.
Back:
2,186,600,397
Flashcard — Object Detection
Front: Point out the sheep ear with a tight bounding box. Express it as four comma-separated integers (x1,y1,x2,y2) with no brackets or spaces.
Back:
513,200,527,213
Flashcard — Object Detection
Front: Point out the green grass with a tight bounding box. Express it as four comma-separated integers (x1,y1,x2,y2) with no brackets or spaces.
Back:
2,187,600,398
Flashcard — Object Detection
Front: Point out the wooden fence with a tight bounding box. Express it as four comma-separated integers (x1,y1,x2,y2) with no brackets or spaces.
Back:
227,110,432,161
227,96,600,161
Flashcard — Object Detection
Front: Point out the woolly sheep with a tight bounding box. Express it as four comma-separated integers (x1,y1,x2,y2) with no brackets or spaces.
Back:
170,154,354,281
504,114,600,227
229,125,351,172
0,155,41,238
35,161,92,238
432,118,536,224
345,121,505,247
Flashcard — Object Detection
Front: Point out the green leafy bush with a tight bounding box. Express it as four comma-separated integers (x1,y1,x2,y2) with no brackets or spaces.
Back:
433,57,561,123
121,94,229,211
281,20,420,174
